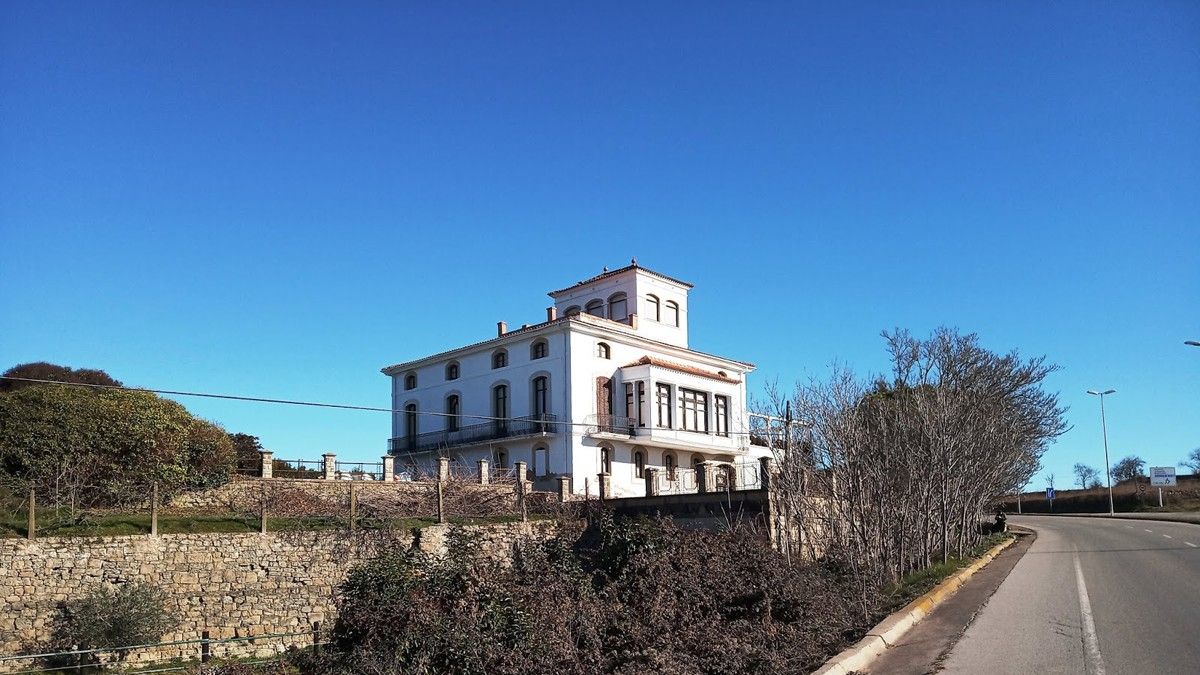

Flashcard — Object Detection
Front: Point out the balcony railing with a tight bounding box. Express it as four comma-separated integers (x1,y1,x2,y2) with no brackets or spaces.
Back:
585,414,637,436
389,414,558,454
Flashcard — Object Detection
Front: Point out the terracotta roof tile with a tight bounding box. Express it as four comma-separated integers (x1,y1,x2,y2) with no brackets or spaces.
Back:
548,262,694,296
622,356,742,384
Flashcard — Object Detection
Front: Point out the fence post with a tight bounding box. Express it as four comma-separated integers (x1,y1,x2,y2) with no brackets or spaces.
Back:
517,472,528,523
322,453,337,480
758,456,775,492
381,455,395,482
200,631,211,663
598,473,611,501
557,475,571,502
645,468,660,497
697,461,716,493
436,479,446,524
260,450,274,479
478,459,490,485
260,480,268,535
27,487,35,541
349,481,357,532
151,482,159,536
312,621,322,656
437,456,450,482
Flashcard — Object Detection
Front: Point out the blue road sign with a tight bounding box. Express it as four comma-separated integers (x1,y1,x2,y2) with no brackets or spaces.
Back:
1046,487,1055,500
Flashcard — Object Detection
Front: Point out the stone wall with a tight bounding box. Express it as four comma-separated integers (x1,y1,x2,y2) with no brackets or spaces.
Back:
168,475,517,512
0,522,558,671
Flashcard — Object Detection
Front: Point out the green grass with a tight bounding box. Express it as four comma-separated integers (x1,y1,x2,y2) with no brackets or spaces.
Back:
883,532,1012,611
0,511,542,539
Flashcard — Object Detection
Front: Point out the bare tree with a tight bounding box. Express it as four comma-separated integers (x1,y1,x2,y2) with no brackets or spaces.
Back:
760,328,1067,608
1183,448,1200,474
1073,463,1100,489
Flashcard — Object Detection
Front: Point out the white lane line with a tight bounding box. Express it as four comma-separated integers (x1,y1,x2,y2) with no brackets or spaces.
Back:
1187,542,1198,548
1144,529,1154,532
1074,552,1106,675
1124,525,1133,529
1163,534,1173,539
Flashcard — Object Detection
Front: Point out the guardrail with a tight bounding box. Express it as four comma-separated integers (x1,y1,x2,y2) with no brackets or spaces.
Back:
389,414,558,454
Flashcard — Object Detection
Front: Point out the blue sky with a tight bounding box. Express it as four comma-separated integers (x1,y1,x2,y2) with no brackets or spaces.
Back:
2,2,1197,488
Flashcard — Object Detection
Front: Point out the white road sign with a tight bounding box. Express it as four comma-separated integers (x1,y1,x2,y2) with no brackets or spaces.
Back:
1149,466,1177,487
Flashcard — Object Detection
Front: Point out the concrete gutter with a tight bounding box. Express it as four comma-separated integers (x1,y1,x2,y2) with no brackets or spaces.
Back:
811,536,1016,675
1017,512,1200,526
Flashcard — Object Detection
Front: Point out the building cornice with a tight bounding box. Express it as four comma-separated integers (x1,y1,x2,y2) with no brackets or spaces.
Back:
380,313,754,377
547,263,694,298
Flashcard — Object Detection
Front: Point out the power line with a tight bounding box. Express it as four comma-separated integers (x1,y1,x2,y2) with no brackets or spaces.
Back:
0,376,780,439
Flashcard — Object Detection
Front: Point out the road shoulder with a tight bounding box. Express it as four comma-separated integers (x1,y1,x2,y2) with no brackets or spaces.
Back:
863,527,1036,675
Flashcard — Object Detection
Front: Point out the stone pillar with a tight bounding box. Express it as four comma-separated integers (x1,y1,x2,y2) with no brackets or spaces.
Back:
697,461,717,493
381,455,395,482
598,473,611,501
515,461,532,495
259,450,274,479
557,476,572,502
515,461,527,484
322,453,336,480
437,456,450,482
645,468,660,497
759,456,776,492
478,459,491,485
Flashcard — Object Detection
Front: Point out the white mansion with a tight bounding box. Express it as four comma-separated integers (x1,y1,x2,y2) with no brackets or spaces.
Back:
382,262,769,497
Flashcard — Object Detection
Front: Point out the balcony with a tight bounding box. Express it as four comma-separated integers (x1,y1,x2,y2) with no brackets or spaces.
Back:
389,414,558,455
584,415,743,452
585,413,637,436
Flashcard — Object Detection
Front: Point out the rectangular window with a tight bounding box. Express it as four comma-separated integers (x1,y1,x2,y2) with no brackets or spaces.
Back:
636,381,646,427
714,395,729,437
680,388,709,432
625,383,635,421
656,383,672,428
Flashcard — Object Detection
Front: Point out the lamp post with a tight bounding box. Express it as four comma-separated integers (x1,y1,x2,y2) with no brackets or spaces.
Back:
1086,389,1117,515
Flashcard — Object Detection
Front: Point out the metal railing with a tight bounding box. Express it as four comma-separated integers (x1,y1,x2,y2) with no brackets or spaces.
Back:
335,461,383,480
270,459,324,480
657,467,699,495
584,413,637,435
388,414,558,454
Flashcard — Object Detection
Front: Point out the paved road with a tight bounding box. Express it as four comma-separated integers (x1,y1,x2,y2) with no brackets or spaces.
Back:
941,516,1200,674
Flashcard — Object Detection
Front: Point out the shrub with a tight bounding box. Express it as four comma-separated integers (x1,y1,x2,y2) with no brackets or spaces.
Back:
53,581,179,662
320,514,864,675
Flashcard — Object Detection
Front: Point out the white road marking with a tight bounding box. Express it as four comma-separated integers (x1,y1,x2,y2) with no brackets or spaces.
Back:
1187,542,1198,548
1124,525,1133,529
1163,534,1173,539
1144,529,1154,532
1074,552,1106,675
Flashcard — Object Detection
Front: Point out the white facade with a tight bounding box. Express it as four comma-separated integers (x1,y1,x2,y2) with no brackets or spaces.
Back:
381,263,768,497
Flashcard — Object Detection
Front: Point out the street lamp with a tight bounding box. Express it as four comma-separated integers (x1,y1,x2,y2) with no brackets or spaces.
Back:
1086,389,1117,515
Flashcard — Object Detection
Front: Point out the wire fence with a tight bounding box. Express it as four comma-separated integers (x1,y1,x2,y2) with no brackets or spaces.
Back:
0,627,325,674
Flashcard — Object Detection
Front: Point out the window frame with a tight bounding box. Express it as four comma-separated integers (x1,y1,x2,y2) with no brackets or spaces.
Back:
492,349,508,369
680,388,709,433
656,383,673,428
664,301,680,327
531,339,548,360
446,394,460,432
645,294,660,322
585,299,605,317
493,384,509,433
714,394,729,437
596,342,611,359
445,362,460,381
403,372,417,390
607,292,628,321
634,450,645,479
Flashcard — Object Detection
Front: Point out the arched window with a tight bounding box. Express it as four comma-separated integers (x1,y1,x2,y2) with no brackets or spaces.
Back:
532,376,549,418
445,362,460,380
494,447,508,469
492,349,508,369
664,452,677,481
404,404,418,450
585,299,604,317
404,372,417,390
493,384,509,434
530,339,548,360
664,301,680,327
634,450,645,479
645,294,661,322
533,445,549,477
445,394,460,432
600,446,612,475
596,342,611,359
607,292,628,321
565,306,581,317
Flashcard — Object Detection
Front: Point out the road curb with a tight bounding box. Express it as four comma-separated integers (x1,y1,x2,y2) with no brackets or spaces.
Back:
810,536,1016,675
1016,512,1200,526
